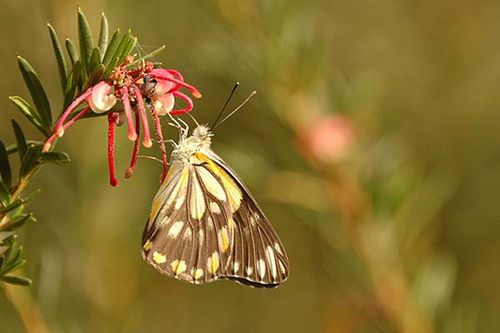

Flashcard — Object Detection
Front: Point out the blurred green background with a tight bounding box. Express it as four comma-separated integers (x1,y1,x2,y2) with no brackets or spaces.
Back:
1,0,500,332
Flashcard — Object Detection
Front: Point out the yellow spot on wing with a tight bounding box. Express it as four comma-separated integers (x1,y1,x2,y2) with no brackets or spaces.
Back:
257,258,266,279
266,246,277,279
209,201,222,214
219,226,230,252
189,174,206,219
207,252,220,274
153,251,166,264
194,268,204,280
197,167,226,201
171,260,187,275
143,240,153,251
228,217,235,230
195,153,242,212
168,221,184,238
166,167,189,206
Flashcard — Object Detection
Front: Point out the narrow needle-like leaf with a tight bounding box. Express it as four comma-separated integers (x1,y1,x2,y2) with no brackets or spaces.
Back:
17,56,52,127
11,119,27,160
98,13,109,58
77,7,94,76
47,24,68,93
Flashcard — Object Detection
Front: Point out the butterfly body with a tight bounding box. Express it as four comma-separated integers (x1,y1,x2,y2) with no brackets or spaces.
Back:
142,124,289,287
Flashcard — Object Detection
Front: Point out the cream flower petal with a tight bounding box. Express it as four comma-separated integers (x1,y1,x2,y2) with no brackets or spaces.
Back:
153,93,175,116
88,81,117,113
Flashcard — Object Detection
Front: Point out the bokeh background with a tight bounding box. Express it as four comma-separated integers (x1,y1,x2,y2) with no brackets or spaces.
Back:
1,0,500,332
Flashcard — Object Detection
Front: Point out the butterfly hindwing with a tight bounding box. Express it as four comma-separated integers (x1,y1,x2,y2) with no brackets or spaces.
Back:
142,159,235,284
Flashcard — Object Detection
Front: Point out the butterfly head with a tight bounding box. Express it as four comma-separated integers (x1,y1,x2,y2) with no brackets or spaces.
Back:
173,125,213,162
192,124,212,140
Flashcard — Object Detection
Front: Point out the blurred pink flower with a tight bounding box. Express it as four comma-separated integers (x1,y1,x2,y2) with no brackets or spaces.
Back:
301,115,355,163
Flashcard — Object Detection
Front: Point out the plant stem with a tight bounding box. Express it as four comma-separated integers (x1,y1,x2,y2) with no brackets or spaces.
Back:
2,282,50,333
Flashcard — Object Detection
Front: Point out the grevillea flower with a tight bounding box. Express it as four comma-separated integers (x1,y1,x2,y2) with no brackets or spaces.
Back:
42,58,201,186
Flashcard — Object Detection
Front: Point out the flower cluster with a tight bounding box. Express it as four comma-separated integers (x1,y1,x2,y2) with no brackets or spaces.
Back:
42,57,201,186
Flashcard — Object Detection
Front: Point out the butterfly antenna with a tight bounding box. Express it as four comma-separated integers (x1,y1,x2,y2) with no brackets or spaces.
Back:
213,91,257,129
211,82,239,129
186,112,201,127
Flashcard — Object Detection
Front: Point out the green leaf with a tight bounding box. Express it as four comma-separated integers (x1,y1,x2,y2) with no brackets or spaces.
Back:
0,198,24,214
84,64,106,90
9,96,50,137
17,56,52,127
65,38,78,66
106,30,131,74
5,141,44,155
0,181,10,207
1,275,32,286
0,140,11,188
115,31,133,62
63,60,83,110
0,258,26,277
102,29,120,67
77,7,94,76
11,119,27,160
2,214,33,232
47,23,68,93
89,47,101,73
98,13,109,58
19,144,41,178
122,36,137,63
0,234,17,247
39,151,71,164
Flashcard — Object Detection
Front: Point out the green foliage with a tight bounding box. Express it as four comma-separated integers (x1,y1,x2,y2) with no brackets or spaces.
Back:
0,121,69,286
0,8,157,287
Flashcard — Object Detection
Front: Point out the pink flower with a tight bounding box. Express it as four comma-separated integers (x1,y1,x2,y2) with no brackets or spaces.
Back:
42,60,201,187
147,68,199,116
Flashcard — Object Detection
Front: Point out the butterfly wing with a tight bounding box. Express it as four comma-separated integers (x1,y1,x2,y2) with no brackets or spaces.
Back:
142,158,236,284
197,150,290,288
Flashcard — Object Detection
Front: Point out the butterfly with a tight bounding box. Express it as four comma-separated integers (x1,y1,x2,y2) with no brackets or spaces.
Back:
141,120,289,288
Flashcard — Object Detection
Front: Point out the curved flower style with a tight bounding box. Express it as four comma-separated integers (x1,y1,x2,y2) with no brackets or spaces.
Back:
42,58,201,186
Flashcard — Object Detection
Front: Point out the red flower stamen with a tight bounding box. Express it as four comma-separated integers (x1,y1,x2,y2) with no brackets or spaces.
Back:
53,88,93,137
107,112,119,187
170,91,194,115
120,87,138,141
62,106,92,129
164,69,184,92
134,88,153,148
125,111,141,179
150,108,168,182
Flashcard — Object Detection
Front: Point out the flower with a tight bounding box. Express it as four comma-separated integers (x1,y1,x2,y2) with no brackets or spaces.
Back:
299,115,356,164
42,59,201,187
